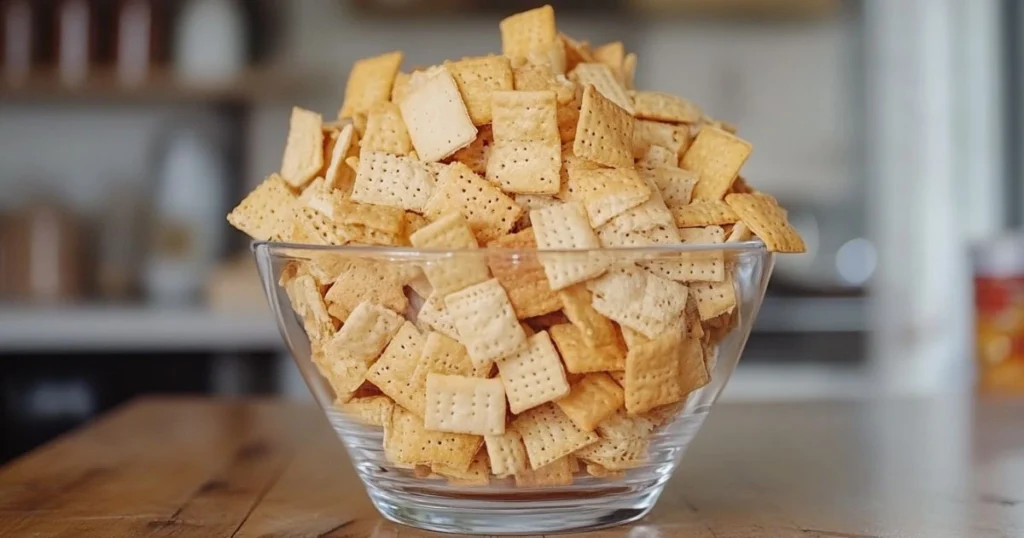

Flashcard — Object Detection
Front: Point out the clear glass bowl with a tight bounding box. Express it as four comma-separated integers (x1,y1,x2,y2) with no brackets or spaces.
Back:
254,242,773,535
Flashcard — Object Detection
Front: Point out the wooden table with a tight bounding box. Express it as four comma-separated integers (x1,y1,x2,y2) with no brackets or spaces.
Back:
0,397,1021,537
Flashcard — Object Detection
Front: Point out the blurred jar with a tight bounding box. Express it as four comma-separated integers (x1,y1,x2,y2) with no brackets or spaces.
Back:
115,0,164,86
2,0,34,85
2,198,88,304
54,0,97,86
973,232,1024,394
173,0,246,84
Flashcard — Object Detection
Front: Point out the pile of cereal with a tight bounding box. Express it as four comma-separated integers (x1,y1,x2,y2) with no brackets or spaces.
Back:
228,5,805,487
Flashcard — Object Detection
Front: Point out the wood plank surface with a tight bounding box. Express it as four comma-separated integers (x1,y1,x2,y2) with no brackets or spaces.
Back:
0,396,1022,537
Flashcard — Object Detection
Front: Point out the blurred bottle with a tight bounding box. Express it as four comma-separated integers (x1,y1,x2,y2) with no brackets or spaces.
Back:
96,179,146,301
173,0,246,85
55,0,96,86
973,233,1024,394
115,0,164,87
2,0,34,85
143,123,227,306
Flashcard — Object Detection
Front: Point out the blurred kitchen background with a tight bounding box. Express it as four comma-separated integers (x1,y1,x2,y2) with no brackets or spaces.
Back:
0,0,1018,462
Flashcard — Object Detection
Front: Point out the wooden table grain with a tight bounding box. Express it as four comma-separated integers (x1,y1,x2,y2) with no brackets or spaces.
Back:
0,397,1022,538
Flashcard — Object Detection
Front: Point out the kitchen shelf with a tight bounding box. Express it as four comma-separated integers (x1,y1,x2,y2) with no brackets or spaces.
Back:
0,69,308,105
0,306,282,353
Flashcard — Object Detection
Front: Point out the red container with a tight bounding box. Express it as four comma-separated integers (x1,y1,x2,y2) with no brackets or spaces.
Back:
973,233,1024,393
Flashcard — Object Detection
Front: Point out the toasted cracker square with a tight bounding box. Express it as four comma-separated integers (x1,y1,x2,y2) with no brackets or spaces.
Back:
434,450,491,486
350,151,436,212
315,352,372,401
642,166,697,210
691,279,737,321
361,102,413,155
391,71,411,103
283,273,334,342
678,336,710,395
418,330,482,376
556,84,583,143
485,430,530,477
530,202,609,290
560,33,594,71
227,174,298,241
555,373,624,432
592,42,625,77
638,145,677,169
683,126,752,202
549,323,626,374
725,193,806,253
624,330,685,414
633,91,702,124
409,212,491,296
596,409,658,439
339,395,394,427
289,206,342,245
322,301,406,364
634,119,692,161
595,176,675,246
445,279,528,369
340,51,404,119
384,407,481,471
557,284,619,348
366,322,428,415
491,90,560,143
333,199,406,237
445,125,492,175
399,67,478,162
589,266,689,339
569,63,633,114
515,456,573,487
486,229,562,319
423,162,523,243
573,84,634,168
324,125,357,193
495,331,570,414
672,200,740,228
446,55,514,125
726,221,754,243
500,5,557,59
486,141,562,195
512,194,560,228
511,403,598,469
425,374,506,436
486,90,561,194
623,53,637,90
576,437,648,471
281,107,325,189
568,167,652,228
416,294,460,341
323,261,409,319
658,226,726,282
299,177,336,218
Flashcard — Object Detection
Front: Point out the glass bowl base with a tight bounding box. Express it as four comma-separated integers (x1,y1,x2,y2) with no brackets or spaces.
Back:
368,485,662,535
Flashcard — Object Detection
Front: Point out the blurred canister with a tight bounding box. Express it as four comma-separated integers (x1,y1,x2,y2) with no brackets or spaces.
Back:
973,232,1024,393
2,200,87,303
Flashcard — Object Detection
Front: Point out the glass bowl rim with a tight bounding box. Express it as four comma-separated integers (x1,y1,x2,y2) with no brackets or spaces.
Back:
252,239,769,257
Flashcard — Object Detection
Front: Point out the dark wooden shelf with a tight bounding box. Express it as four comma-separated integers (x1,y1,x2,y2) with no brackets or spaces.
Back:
0,69,309,105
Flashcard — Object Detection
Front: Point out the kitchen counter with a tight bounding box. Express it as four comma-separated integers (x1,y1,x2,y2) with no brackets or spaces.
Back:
0,397,1021,537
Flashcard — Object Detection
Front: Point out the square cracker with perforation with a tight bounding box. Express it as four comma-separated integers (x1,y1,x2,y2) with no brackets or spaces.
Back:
399,67,478,162
445,279,528,369
496,331,570,414
425,374,506,436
